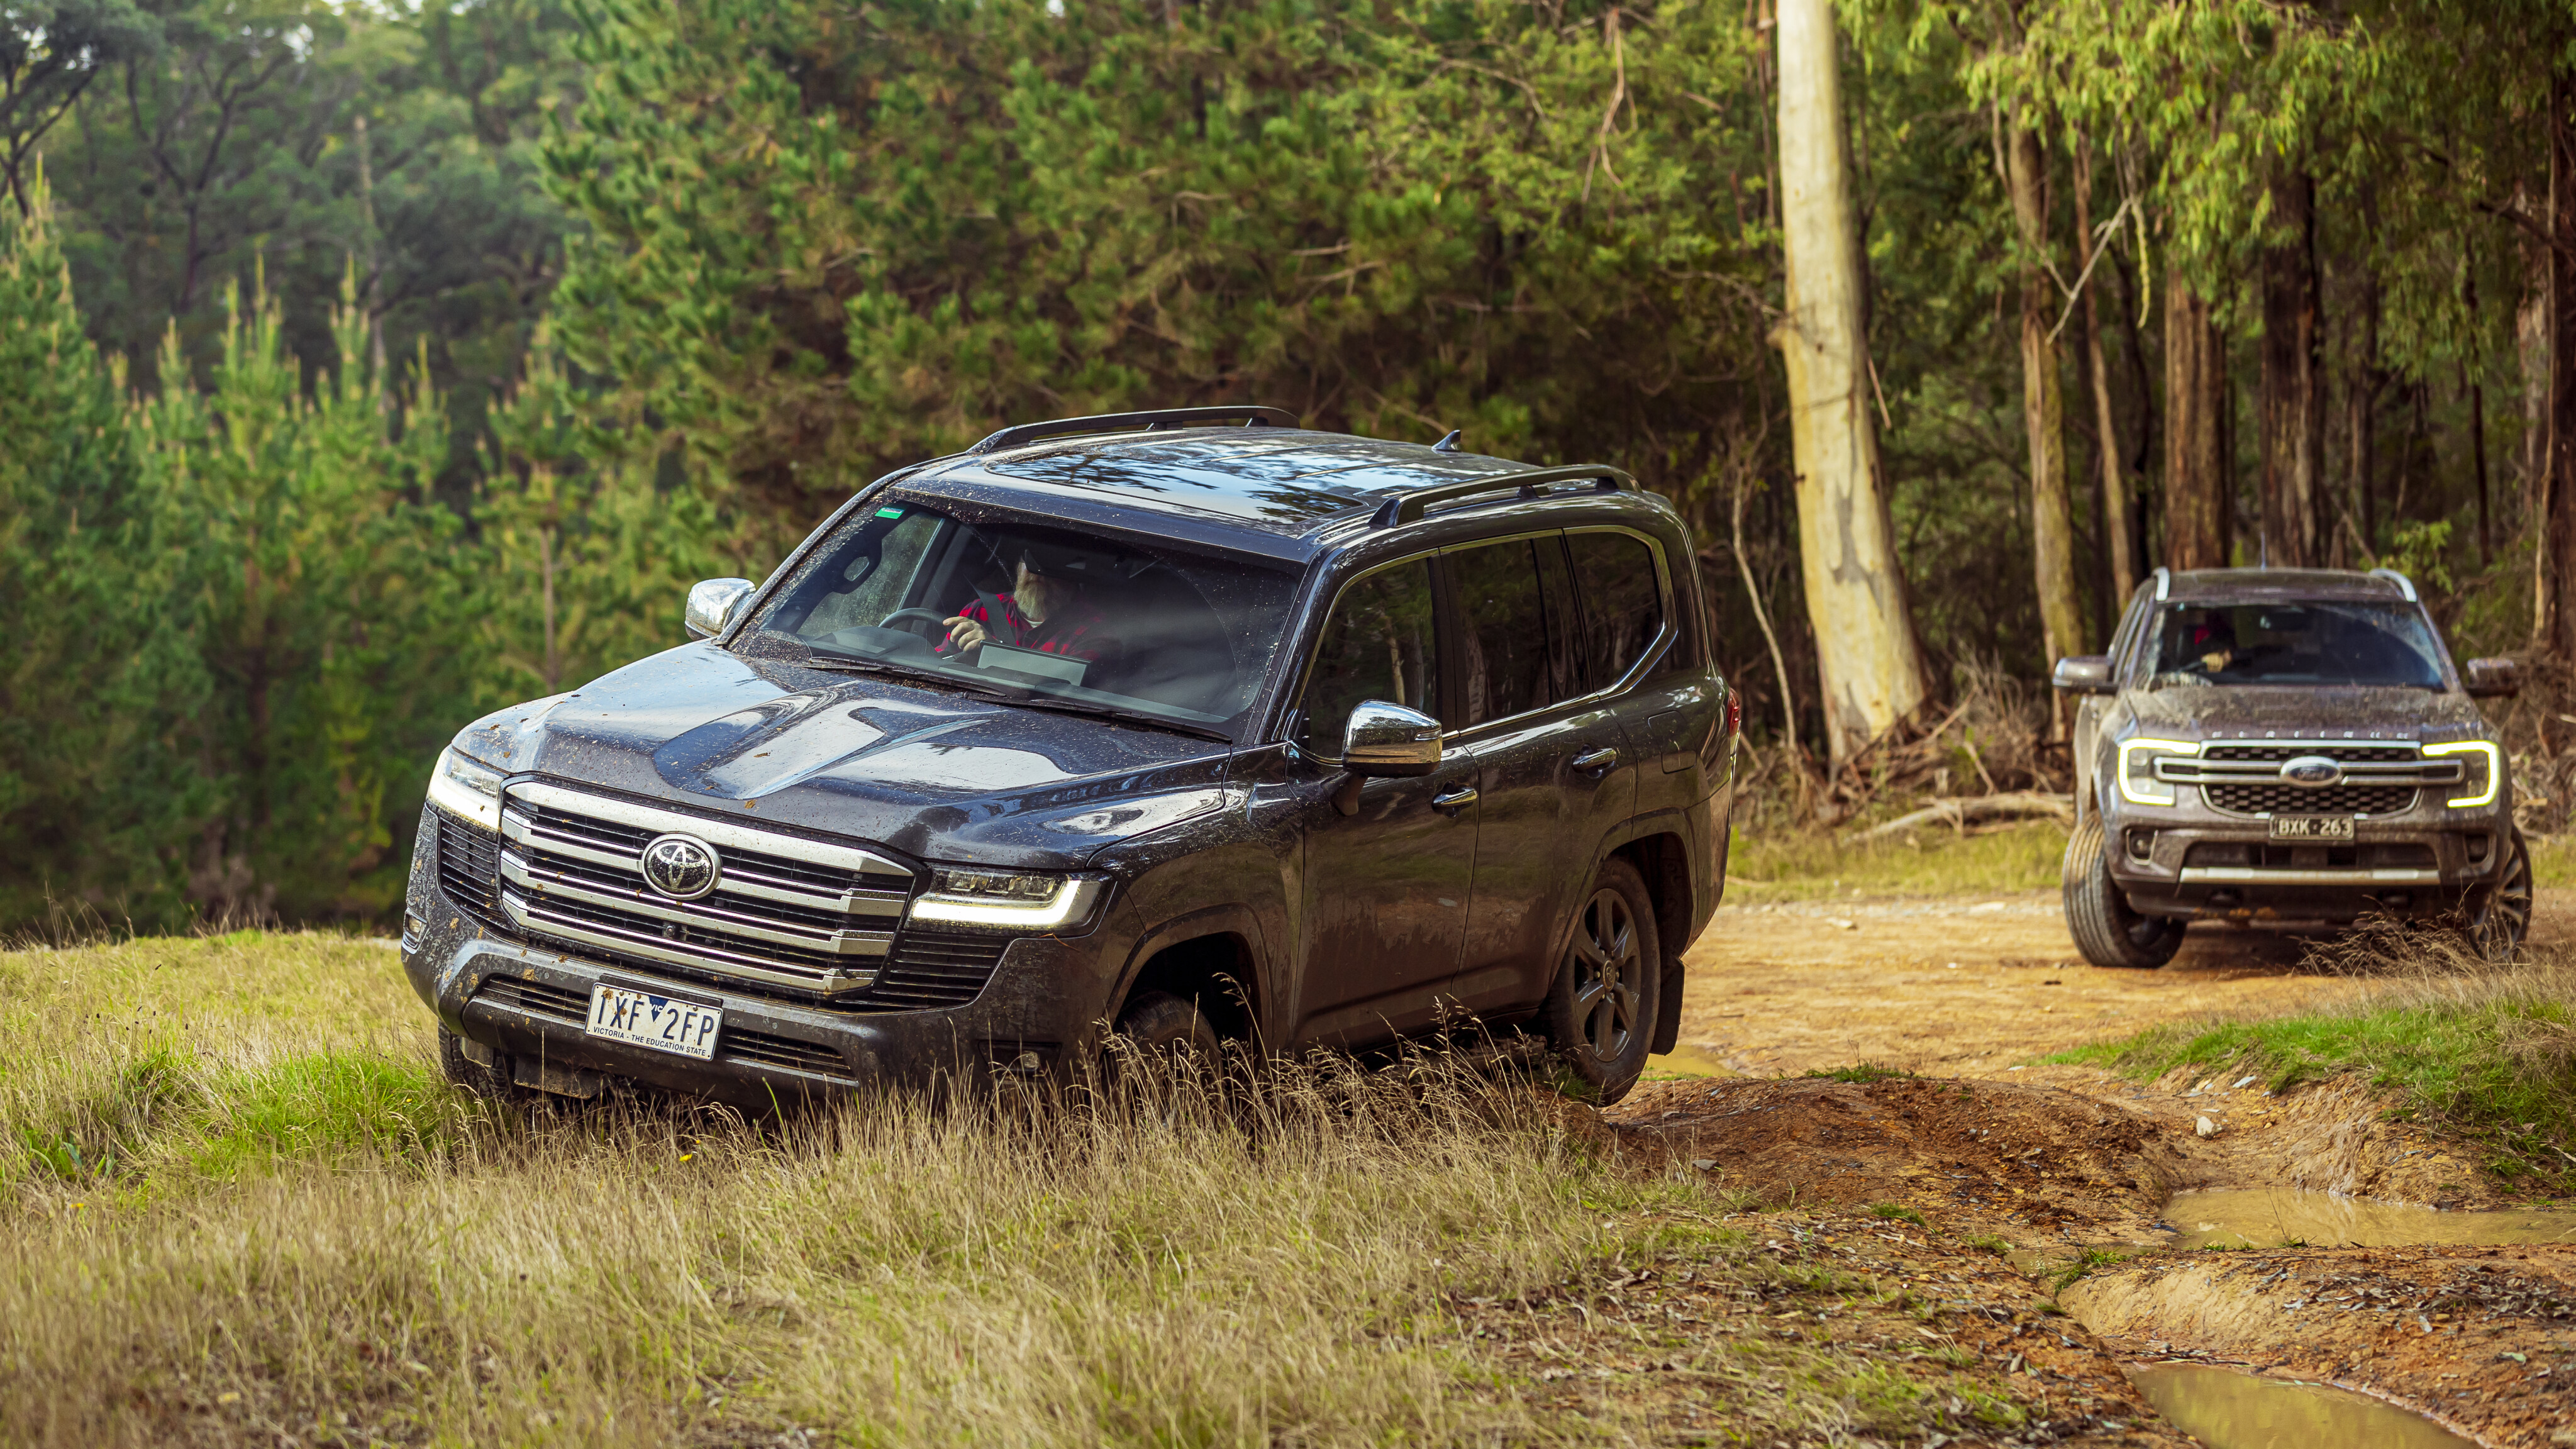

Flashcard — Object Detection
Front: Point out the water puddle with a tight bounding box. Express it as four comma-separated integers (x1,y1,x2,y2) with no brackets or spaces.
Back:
2123,1362,2475,1448
2167,1187,2576,1249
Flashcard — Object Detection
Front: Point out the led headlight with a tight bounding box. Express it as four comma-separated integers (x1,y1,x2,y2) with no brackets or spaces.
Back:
2116,738,2198,807
2423,740,2502,809
427,746,506,831
907,869,1104,930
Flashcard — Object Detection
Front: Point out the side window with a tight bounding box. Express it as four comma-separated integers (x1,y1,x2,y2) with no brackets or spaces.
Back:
1567,530,1666,689
1448,538,1567,725
1294,558,1441,755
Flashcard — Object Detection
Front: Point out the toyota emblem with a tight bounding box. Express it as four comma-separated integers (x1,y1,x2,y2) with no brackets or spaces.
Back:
640,833,721,899
2279,755,2345,788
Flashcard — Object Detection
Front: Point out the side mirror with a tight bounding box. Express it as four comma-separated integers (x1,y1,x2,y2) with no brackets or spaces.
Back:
686,578,755,639
2051,655,2115,694
2463,657,2520,699
1342,700,1442,777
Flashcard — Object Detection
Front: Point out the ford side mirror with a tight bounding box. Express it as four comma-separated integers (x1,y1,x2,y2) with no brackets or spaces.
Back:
2464,657,2519,699
1343,700,1442,777
2051,655,2114,694
686,578,755,639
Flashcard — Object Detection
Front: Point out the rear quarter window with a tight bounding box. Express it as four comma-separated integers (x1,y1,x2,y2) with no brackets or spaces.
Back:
1567,530,1667,690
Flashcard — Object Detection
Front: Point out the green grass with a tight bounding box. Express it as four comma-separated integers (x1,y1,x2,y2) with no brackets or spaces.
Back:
2048,947,2576,1193
1867,1202,1926,1226
1729,820,2065,899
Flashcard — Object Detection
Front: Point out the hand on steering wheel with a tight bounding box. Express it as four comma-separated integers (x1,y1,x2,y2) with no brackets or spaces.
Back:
876,608,953,643
943,614,990,652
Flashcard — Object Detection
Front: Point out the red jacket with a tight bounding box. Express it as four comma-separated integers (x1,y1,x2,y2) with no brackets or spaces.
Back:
936,592,1113,663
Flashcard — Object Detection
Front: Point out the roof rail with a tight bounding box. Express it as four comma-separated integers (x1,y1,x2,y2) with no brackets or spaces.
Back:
2152,565,2172,601
1368,464,1637,529
970,406,1299,455
2368,567,2419,602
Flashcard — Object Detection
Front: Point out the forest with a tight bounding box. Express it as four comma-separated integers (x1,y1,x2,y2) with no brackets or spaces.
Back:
0,0,2563,930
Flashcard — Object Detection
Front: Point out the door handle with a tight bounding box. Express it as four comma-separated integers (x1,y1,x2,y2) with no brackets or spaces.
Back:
1431,784,1479,812
1571,747,1619,775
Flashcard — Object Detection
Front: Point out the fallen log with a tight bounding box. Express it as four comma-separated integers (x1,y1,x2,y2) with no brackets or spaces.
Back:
1844,791,2073,843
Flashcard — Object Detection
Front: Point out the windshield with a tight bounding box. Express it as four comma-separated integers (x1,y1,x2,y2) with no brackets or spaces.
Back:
2140,601,2450,689
741,497,1301,738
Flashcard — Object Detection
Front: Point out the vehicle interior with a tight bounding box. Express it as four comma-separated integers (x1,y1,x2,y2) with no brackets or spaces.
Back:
757,504,1289,728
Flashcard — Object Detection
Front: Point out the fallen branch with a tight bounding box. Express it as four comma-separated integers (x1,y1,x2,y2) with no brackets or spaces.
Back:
1844,791,2073,843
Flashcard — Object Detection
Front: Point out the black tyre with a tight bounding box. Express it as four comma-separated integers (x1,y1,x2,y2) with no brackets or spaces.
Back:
437,1027,521,1100
2063,819,2185,970
1541,858,1662,1106
2465,827,2534,963
1110,991,1223,1060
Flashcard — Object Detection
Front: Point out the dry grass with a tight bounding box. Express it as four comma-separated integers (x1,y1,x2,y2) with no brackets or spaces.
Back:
0,932,2007,1447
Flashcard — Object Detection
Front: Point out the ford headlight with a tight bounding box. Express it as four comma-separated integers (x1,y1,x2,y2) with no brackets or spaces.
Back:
908,869,1104,931
2116,738,2197,808
2423,740,2502,809
427,747,506,831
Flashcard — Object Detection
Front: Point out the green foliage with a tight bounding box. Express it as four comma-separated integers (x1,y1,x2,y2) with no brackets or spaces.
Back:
129,265,465,921
1867,1202,1926,1226
543,0,1775,539
0,166,200,924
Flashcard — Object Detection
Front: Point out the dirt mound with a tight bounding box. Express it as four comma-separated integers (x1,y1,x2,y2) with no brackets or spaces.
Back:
2063,1245,2576,1448
1614,1075,2185,1239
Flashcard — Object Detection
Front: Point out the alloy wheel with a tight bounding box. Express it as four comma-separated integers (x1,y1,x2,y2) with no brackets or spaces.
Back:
1568,887,1643,1062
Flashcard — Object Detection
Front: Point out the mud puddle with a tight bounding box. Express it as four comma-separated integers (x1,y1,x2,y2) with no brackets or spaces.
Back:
2168,1186,2576,1249
2123,1362,2478,1448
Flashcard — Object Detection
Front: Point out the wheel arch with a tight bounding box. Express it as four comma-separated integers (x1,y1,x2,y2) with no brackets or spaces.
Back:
1111,906,1269,1045
1606,828,1691,1055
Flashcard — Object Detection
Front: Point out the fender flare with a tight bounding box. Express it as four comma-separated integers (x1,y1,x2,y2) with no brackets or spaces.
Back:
1111,902,1275,1040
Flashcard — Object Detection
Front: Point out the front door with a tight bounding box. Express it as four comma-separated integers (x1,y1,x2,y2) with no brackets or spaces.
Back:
1445,533,1636,1017
1284,557,1480,1046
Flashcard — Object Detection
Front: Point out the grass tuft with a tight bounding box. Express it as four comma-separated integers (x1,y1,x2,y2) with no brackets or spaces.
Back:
1868,1202,1926,1226
1807,1063,1917,1084
1730,819,2064,899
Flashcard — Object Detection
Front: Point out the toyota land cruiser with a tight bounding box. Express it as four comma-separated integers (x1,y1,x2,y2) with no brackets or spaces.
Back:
402,408,1738,1108
2052,566,2526,969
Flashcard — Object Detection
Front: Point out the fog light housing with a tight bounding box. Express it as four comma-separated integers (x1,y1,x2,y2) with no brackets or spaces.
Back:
2124,828,2155,862
2466,834,2492,865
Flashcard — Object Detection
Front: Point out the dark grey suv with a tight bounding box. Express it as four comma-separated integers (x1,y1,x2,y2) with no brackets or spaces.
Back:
402,408,1738,1108
2052,566,2526,969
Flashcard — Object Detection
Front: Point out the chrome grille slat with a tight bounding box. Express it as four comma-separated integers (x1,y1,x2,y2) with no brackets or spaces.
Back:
502,810,908,917
499,850,894,957
503,889,879,994
492,783,921,996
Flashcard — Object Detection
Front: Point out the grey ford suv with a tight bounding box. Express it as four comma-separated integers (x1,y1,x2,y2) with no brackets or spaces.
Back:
2052,566,2526,969
402,408,1738,1108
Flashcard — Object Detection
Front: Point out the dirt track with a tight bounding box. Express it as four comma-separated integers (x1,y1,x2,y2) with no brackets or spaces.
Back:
1577,887,2576,1446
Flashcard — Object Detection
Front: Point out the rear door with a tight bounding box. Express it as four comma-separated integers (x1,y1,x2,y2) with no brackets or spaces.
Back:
1565,528,1698,818
1446,532,1636,1016
1283,555,1483,1045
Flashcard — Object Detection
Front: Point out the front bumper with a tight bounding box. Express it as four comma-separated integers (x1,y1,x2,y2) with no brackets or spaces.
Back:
402,836,1133,1110
2104,803,2509,927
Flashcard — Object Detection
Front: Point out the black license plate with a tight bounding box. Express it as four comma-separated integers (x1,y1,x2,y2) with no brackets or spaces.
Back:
2268,815,2355,842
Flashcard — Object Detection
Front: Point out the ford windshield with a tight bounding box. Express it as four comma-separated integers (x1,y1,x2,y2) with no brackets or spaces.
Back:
2141,601,2448,690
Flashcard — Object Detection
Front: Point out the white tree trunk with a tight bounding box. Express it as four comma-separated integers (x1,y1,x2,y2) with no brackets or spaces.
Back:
1775,0,1928,765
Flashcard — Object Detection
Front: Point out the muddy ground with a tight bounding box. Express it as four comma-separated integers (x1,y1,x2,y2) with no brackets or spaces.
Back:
1546,886,2576,1447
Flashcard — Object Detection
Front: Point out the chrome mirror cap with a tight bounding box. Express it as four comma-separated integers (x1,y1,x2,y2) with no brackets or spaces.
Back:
2051,655,2114,694
686,578,755,639
1343,700,1441,777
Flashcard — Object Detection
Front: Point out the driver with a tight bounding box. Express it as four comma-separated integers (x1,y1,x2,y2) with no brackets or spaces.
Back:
2183,611,2238,675
936,542,1116,665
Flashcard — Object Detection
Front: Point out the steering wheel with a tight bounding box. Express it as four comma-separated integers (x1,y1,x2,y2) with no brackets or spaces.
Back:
878,608,952,643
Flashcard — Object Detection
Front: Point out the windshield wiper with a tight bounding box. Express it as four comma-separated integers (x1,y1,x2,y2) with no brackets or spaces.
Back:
937,681,1234,742
791,650,1232,742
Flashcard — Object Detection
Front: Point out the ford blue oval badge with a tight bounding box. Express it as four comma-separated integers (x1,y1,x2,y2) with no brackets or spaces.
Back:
2279,755,2344,787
